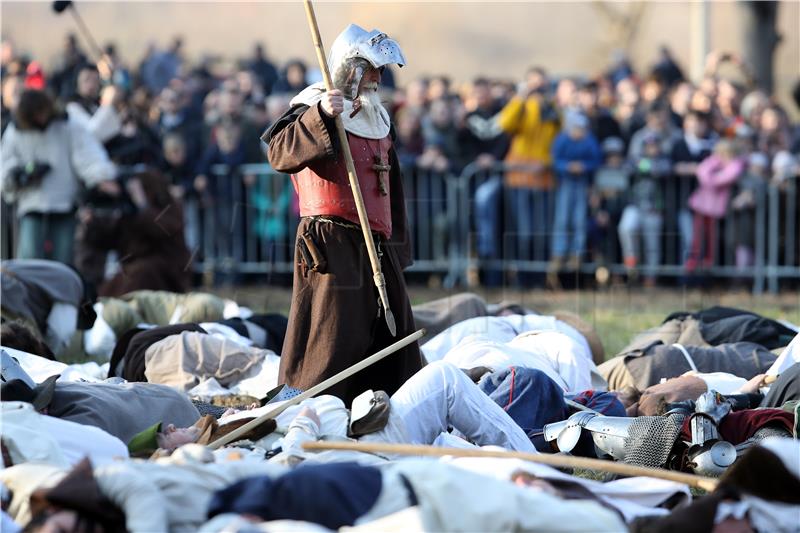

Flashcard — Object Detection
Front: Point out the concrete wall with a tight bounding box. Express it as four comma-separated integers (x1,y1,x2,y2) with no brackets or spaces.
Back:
2,1,798,115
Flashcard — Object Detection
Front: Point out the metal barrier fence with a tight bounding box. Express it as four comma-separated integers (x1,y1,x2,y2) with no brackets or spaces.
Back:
186,163,455,279
452,162,798,293
1,161,797,293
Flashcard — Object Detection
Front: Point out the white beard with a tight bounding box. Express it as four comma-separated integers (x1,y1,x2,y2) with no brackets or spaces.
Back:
290,82,391,139
341,88,391,139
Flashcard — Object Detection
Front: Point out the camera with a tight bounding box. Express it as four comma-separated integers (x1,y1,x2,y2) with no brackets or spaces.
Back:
10,162,51,189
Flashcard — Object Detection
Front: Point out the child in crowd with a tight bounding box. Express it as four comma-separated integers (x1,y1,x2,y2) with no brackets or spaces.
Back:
547,113,602,288
685,139,745,272
731,153,769,276
161,133,199,250
588,137,630,281
618,133,672,286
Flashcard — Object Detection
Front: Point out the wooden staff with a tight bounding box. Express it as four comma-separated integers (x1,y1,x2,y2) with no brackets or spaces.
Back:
302,441,720,492
301,0,397,336
208,329,425,449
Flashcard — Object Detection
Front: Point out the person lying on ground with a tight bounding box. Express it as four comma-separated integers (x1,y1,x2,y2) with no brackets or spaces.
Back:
217,360,540,460
1,401,129,468
0,371,200,443
438,329,605,392
422,311,605,366
1,452,286,533
205,459,627,532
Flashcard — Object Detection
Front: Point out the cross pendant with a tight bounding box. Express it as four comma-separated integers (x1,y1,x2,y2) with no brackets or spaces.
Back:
372,155,390,196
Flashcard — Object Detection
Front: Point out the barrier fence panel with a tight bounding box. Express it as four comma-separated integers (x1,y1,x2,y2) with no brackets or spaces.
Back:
194,163,299,277
455,162,798,292
402,165,453,277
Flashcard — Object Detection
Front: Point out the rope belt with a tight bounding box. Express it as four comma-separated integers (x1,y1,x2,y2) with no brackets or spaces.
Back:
306,215,386,247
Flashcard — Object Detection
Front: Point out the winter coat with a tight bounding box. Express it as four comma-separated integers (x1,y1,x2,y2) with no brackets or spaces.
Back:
497,96,560,189
688,154,745,219
1,117,116,216
551,132,603,182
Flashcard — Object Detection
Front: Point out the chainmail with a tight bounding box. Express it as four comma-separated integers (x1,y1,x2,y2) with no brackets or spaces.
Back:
622,413,686,468
191,400,230,419
750,425,792,441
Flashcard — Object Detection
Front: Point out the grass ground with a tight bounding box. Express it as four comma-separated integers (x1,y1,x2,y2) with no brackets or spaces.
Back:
210,284,800,359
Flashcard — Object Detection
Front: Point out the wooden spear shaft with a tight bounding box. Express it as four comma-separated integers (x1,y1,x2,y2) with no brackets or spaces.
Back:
302,441,720,492
208,329,425,449
302,0,397,336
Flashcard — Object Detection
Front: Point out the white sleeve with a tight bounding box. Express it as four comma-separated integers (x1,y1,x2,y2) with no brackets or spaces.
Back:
67,102,122,143
94,464,169,533
689,372,747,395
767,333,800,376
67,119,116,186
45,303,79,356
282,414,321,456
1,127,21,197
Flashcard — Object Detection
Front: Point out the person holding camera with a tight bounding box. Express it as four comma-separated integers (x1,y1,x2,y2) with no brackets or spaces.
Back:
495,68,560,282
1,89,118,264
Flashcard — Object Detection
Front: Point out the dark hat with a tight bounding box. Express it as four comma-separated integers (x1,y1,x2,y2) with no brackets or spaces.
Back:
1,374,59,410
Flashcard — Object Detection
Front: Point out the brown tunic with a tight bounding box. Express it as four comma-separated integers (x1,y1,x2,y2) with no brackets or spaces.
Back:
263,103,422,404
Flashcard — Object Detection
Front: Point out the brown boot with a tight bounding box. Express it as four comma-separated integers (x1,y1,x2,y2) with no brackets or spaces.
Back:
565,255,581,272
546,256,563,290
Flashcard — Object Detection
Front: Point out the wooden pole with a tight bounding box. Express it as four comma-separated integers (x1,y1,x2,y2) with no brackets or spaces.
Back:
301,0,397,336
302,441,720,492
208,329,425,449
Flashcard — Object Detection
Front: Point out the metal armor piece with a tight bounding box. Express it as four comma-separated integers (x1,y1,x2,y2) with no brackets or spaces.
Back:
686,390,738,477
689,413,721,446
689,440,737,477
695,390,732,424
544,412,686,468
328,24,406,98
543,411,635,460
333,57,370,100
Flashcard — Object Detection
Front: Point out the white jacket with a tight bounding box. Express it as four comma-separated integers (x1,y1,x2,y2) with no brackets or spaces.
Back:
1,117,116,216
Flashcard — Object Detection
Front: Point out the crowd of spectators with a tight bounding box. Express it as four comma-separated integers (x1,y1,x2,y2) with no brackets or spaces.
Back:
1,34,799,291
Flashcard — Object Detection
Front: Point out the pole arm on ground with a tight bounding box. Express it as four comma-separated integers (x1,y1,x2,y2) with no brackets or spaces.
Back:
208,329,425,449
301,440,720,492
301,0,397,336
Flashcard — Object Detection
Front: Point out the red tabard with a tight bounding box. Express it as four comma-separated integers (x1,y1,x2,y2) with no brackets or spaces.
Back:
292,133,393,239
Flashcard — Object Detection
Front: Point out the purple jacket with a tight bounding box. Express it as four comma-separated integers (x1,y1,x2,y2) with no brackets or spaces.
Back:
688,154,745,219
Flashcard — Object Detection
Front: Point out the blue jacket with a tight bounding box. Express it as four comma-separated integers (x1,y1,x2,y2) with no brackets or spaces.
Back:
551,132,603,181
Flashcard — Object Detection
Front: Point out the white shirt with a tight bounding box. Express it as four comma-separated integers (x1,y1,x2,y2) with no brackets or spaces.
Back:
1,402,128,468
441,330,597,392
422,314,595,368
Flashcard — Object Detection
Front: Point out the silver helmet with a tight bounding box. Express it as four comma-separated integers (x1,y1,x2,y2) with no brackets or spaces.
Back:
328,24,406,99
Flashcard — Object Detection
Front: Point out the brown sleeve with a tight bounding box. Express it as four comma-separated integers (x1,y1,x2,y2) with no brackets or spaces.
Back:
263,103,336,174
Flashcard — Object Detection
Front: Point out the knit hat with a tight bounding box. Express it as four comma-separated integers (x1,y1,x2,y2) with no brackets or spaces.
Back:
602,136,625,154
565,111,589,131
127,422,162,454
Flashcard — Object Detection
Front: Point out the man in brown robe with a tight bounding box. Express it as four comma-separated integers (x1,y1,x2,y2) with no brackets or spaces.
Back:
262,24,422,403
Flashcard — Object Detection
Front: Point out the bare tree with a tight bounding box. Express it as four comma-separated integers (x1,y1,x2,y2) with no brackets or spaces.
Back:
592,1,648,53
740,1,781,95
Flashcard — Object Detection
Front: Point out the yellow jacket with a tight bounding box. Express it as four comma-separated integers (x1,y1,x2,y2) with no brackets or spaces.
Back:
497,96,560,189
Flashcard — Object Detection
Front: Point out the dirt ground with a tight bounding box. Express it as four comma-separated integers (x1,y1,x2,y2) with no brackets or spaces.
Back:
209,284,800,359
